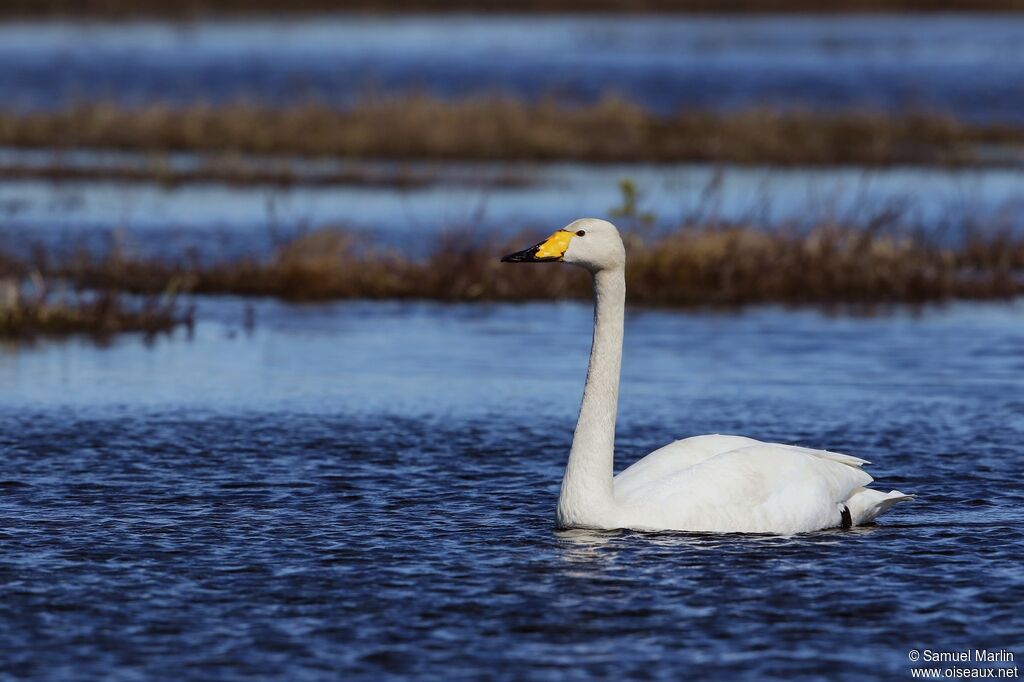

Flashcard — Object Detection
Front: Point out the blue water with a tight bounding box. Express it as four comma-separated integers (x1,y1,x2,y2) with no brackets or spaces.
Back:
1,14,1024,120
2,299,1022,680
2,158,1023,259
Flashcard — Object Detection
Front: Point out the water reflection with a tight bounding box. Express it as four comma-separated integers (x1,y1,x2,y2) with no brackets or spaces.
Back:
554,523,877,569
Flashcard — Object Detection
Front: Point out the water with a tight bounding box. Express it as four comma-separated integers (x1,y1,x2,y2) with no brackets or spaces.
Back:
2,299,1022,680
3,158,1023,258
2,14,1024,120
4,9,1022,679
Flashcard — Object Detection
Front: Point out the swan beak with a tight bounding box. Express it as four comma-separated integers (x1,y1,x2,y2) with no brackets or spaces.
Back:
501,230,573,263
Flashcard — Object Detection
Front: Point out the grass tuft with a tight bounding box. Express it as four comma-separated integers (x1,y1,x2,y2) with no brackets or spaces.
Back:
0,265,190,340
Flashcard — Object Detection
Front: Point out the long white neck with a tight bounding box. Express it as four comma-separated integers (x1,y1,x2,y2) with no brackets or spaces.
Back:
556,266,625,529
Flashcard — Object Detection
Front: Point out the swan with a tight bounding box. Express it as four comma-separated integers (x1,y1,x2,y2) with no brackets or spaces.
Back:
501,218,913,534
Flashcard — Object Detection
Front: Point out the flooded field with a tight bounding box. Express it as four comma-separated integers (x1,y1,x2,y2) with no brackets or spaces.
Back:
2,14,1024,120
3,13,1023,258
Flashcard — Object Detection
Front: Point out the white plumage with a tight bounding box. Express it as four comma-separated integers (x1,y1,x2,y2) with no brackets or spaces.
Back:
502,218,913,535
615,434,912,533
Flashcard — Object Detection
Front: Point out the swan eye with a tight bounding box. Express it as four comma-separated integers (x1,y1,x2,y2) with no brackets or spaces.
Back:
576,230,586,237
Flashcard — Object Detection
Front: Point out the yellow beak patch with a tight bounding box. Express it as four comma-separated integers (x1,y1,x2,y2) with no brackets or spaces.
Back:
534,230,574,260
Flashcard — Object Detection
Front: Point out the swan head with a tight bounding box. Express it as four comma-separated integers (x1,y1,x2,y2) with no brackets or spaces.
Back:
500,218,625,273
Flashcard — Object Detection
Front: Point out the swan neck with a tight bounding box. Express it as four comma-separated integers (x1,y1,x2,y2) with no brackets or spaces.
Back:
557,267,625,528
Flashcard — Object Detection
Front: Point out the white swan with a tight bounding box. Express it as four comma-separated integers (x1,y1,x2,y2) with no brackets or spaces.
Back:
502,218,913,535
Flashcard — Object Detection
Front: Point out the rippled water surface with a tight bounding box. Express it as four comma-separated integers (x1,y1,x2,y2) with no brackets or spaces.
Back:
1,299,1022,680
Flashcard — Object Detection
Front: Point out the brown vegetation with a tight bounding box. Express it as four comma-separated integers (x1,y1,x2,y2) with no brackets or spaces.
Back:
0,265,189,340
2,98,1022,167
54,221,1024,307
5,0,1024,17
0,154,532,189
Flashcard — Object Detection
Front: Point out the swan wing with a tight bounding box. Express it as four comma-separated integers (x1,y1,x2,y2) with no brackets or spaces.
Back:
614,434,762,499
615,435,871,500
617,441,876,534
784,443,871,468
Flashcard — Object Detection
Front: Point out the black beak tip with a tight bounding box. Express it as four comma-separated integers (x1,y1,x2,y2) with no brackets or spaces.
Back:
500,246,539,263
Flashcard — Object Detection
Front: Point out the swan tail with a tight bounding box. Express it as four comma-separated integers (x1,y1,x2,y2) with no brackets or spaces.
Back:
844,487,915,526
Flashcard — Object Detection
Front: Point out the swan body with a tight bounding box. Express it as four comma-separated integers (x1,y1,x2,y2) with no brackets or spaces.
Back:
502,218,913,535
613,434,911,533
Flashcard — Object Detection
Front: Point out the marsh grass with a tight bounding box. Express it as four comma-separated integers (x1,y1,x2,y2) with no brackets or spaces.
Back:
53,220,1024,307
0,154,534,189
3,98,1022,167
0,268,189,340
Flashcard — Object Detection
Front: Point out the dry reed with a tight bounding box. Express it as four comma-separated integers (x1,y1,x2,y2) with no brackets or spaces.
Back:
54,221,1024,307
2,98,1021,167
0,263,189,339
0,155,532,189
